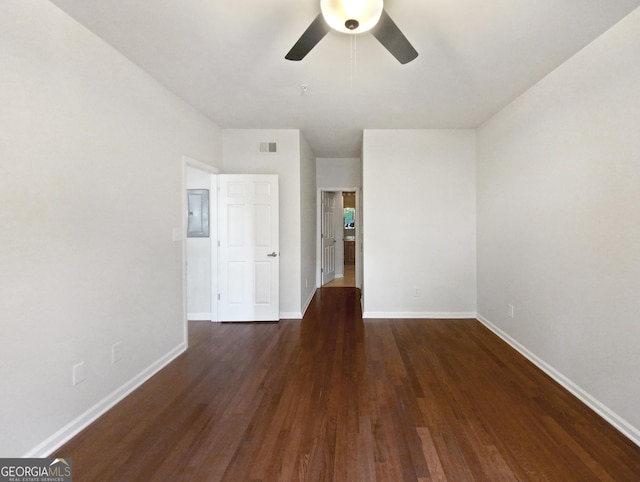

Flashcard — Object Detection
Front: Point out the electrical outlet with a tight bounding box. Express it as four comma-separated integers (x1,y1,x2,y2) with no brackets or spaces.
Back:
111,341,123,364
72,361,85,386
508,304,515,319
413,287,421,297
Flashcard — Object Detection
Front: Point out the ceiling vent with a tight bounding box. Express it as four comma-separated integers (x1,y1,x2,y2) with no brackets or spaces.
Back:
259,142,277,153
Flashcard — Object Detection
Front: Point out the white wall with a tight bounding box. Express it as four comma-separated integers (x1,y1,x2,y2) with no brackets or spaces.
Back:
362,130,477,318
222,129,303,317
299,135,317,313
0,0,221,457
316,158,362,188
477,7,640,442
186,167,214,320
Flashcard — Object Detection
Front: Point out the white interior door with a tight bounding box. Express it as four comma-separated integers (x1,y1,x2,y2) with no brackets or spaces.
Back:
218,174,279,321
321,191,337,285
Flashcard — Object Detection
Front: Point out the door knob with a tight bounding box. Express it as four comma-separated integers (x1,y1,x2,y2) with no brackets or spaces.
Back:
267,252,278,257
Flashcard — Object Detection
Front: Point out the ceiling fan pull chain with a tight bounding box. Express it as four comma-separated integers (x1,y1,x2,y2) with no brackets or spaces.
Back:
350,35,353,88
350,34,357,88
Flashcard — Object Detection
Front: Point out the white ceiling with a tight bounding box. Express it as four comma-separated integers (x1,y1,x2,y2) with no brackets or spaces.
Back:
49,0,639,158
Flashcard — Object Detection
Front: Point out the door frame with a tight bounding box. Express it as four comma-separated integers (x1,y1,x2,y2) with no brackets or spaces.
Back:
182,156,219,346
316,187,362,289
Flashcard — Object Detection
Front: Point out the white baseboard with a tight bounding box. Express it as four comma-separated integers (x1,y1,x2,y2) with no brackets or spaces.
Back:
363,311,477,319
476,314,640,448
187,312,212,321
279,311,303,319
301,288,317,318
24,342,187,458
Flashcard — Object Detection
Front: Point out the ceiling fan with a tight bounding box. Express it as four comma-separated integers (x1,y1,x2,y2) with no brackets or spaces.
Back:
285,0,418,64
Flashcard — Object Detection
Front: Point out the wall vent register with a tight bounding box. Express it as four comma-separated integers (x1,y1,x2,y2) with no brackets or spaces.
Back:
260,142,278,153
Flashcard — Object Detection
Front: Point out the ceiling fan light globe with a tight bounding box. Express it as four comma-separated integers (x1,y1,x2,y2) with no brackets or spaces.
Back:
320,0,383,34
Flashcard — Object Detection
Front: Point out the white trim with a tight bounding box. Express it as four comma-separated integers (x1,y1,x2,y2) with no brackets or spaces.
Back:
363,312,477,319
24,343,187,458
209,174,219,322
181,161,189,348
476,313,640,448
187,312,213,321
182,155,220,175
279,311,303,319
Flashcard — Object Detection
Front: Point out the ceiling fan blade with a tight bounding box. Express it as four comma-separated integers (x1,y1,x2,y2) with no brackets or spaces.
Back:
371,10,418,64
285,13,330,61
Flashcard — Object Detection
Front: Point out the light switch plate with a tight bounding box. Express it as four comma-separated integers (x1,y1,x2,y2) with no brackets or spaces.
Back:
72,361,85,386
111,341,123,364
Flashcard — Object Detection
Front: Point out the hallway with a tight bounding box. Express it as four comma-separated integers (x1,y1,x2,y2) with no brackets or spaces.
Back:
57,289,640,480
323,264,356,287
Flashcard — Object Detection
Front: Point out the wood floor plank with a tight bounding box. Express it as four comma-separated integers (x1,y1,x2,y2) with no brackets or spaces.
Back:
55,288,640,481
416,426,447,482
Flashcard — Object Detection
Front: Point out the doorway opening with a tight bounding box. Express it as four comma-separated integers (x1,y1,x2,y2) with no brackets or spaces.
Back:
184,166,281,328
183,157,219,346
318,189,360,289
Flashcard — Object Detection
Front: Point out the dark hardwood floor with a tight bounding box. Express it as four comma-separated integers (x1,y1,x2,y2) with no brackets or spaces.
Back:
56,288,640,481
